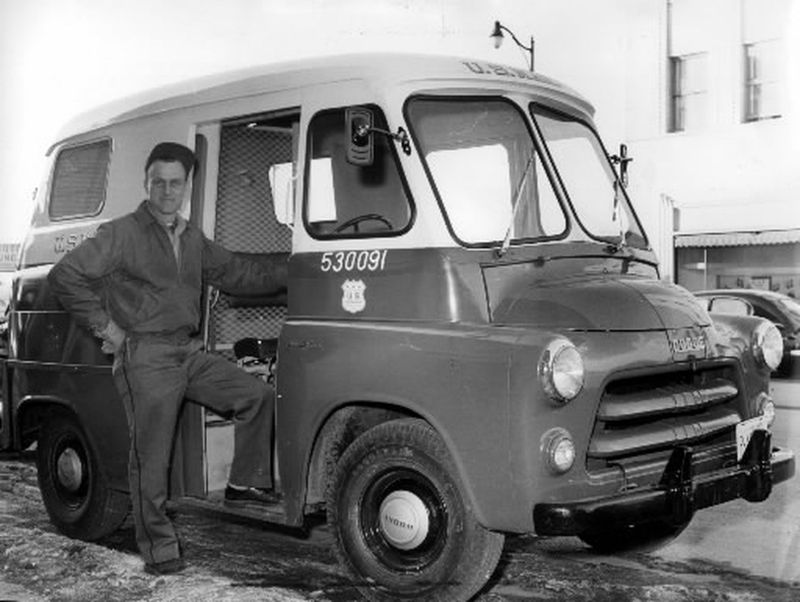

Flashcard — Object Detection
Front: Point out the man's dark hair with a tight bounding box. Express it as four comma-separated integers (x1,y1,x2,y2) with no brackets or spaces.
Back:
145,142,196,177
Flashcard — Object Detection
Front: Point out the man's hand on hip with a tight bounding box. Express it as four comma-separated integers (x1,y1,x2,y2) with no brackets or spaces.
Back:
98,319,127,354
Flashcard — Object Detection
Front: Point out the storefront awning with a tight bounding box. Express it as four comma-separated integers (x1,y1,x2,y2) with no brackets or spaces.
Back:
674,229,800,248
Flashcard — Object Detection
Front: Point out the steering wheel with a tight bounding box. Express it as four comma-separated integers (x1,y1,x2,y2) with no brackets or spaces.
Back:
334,213,393,233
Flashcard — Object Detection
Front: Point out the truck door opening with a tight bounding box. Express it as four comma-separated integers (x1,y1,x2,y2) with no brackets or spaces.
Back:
201,110,298,501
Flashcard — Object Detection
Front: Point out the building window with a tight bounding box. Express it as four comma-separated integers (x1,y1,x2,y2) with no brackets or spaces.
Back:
669,53,707,132
49,139,111,220
743,40,781,122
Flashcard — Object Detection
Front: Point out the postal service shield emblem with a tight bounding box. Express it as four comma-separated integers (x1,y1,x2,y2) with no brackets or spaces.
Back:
341,279,366,314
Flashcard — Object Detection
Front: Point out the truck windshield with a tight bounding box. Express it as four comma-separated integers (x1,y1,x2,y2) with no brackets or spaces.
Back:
530,104,647,249
406,97,567,246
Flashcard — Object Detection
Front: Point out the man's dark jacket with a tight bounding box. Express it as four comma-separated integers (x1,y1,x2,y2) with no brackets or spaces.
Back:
48,201,287,336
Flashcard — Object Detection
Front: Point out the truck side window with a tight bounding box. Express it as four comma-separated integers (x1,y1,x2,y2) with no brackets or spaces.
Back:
531,105,647,249
49,139,111,220
305,106,412,238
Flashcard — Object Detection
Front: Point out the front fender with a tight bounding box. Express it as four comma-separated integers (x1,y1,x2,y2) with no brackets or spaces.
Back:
707,312,774,386
13,365,129,493
277,321,520,530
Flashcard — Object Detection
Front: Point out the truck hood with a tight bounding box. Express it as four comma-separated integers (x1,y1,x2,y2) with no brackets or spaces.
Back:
483,261,709,331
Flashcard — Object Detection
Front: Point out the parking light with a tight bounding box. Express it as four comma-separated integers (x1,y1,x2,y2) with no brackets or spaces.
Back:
757,393,776,429
539,339,584,403
541,428,576,474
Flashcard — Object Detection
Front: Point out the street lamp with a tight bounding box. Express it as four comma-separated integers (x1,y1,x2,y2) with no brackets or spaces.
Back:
490,20,534,71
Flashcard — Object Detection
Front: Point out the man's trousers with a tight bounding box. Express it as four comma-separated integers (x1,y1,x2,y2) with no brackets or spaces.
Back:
112,336,273,565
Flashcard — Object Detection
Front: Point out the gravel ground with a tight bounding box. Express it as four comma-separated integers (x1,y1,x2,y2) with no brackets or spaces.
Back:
0,454,319,601
1,450,799,601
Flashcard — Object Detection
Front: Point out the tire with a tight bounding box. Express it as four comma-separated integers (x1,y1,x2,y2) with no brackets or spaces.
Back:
579,520,689,554
327,418,504,601
36,412,129,541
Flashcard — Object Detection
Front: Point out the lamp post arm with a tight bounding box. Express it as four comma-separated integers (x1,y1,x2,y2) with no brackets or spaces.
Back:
498,24,531,53
497,23,535,71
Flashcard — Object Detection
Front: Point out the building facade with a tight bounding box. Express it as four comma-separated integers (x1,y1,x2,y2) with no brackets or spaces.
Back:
0,243,19,271
621,0,799,296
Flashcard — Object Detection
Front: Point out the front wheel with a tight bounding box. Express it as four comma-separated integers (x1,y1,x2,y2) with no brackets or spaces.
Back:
327,418,504,601
37,411,129,540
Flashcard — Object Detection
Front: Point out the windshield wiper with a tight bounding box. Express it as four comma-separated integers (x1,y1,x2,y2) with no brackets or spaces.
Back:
497,150,536,258
609,143,634,252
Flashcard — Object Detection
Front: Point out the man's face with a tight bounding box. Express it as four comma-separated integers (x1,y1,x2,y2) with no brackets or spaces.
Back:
145,160,188,219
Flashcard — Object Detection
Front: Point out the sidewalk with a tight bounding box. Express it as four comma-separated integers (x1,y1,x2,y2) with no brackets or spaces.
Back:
771,377,800,410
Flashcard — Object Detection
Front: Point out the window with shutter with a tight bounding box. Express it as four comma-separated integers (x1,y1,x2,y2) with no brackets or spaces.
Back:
743,40,781,122
49,139,111,219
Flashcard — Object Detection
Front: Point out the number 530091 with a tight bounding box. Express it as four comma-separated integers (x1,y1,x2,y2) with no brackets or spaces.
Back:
320,250,388,273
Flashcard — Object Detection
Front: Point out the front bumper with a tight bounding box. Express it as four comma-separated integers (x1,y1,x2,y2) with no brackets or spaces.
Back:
534,430,795,536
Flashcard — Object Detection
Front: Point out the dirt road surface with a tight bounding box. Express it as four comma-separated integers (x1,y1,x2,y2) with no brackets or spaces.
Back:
1,450,798,601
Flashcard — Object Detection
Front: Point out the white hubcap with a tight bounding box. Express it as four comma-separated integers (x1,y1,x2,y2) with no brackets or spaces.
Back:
379,490,429,550
56,448,83,492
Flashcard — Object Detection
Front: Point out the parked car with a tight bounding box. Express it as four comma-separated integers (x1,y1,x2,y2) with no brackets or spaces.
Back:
695,289,800,376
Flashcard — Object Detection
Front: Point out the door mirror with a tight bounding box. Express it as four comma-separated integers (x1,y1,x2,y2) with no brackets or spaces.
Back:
707,296,754,316
346,107,374,166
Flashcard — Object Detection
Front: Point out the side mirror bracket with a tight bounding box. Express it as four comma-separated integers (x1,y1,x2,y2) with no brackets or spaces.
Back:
345,107,411,166
610,143,633,187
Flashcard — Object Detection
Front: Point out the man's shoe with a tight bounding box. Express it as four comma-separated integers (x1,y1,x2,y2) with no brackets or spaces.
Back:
224,485,281,506
144,557,186,576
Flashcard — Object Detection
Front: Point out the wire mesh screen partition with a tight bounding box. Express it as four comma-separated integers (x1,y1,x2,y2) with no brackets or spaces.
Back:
211,124,293,357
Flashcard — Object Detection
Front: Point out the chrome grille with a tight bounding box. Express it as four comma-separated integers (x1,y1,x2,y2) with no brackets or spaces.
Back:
588,365,742,465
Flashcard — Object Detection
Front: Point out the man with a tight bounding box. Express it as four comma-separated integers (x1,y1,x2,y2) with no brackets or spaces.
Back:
48,142,287,576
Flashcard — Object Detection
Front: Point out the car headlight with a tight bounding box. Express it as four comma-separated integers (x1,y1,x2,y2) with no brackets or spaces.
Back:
753,321,783,371
539,339,584,403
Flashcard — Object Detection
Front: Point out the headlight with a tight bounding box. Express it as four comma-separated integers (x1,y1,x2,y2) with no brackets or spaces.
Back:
539,339,584,403
753,321,783,371
541,428,576,474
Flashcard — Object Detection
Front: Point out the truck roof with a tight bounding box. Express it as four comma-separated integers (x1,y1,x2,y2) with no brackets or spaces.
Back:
52,52,594,150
